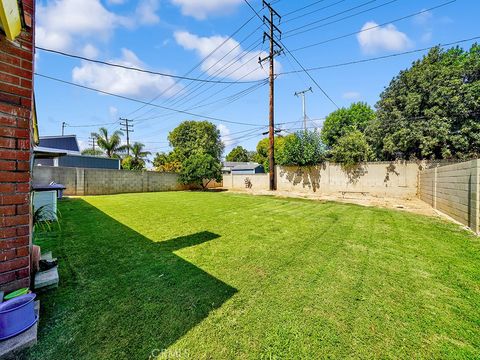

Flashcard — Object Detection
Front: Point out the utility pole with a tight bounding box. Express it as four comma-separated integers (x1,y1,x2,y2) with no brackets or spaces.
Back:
259,0,282,191
294,87,312,130
89,134,97,152
61,122,67,136
119,118,134,155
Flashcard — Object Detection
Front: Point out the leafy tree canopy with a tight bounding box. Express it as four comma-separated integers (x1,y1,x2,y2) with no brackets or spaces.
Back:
321,102,375,147
372,44,480,160
179,153,222,190
226,146,250,162
330,130,375,168
277,130,326,166
254,135,293,172
122,155,145,171
153,152,181,173
122,142,150,170
168,121,224,163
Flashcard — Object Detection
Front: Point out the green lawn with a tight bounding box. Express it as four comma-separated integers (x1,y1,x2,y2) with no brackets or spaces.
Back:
25,192,480,359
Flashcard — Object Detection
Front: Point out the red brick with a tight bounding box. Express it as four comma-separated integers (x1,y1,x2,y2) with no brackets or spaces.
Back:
16,267,29,279
0,271,16,284
0,116,17,127
0,137,16,148
20,78,32,89
0,149,29,160
0,41,33,64
1,214,29,227
0,103,30,118
0,257,29,273
0,236,29,248
16,227,29,236
0,160,16,171
0,128,28,139
15,183,30,192
0,91,21,106
20,97,31,108
0,72,20,86
16,246,29,257
0,183,14,192
0,249,16,261
17,138,30,149
0,205,16,216
0,171,30,183
16,161,30,171
0,228,16,239
0,277,30,292
0,82,32,99
16,204,29,215
0,62,32,81
0,193,29,205
0,52,21,67
16,118,29,129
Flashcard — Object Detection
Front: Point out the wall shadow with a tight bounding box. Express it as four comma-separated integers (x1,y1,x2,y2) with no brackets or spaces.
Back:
24,199,237,359
279,165,324,192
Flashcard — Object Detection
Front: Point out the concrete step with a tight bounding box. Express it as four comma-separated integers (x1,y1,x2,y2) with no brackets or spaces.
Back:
34,266,59,291
0,301,39,359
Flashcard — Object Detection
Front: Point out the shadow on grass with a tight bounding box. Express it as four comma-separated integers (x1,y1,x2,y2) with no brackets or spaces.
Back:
24,198,237,359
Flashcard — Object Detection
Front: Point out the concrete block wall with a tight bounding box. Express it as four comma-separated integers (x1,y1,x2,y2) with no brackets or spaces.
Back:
419,160,479,233
224,162,419,198
0,0,35,292
33,166,188,195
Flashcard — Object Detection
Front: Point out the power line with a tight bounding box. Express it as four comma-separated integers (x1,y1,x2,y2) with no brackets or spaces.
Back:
283,0,328,17
277,36,480,75
119,118,134,155
283,0,350,24
291,0,456,52
36,46,266,84
35,73,262,127
284,0,399,38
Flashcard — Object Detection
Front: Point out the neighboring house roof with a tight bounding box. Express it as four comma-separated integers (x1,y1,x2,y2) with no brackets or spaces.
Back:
223,161,258,168
231,163,263,171
38,135,80,153
33,146,68,159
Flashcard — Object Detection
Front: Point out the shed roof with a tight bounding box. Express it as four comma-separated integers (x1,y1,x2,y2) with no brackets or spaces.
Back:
38,135,80,153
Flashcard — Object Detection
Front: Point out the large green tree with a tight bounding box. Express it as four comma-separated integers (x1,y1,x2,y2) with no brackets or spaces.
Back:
277,130,326,166
168,121,224,163
321,102,375,147
226,146,249,162
179,153,222,190
153,152,181,173
372,44,480,160
92,127,126,158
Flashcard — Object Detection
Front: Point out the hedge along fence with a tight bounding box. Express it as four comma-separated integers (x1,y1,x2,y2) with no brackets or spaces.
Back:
419,159,479,234
33,166,191,195
224,161,420,198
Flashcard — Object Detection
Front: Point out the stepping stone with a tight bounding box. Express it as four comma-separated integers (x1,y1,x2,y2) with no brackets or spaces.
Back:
0,301,39,359
40,252,52,261
34,266,59,291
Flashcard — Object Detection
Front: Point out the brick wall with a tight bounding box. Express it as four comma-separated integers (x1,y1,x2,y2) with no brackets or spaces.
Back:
0,0,35,292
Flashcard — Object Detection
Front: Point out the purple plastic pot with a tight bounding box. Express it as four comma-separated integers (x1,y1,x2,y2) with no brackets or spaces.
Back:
0,293,37,340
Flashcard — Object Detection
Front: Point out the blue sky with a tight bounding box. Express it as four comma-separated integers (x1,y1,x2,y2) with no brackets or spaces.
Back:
34,0,478,158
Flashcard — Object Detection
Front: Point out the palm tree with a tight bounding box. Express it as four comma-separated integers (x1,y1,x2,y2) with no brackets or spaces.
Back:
92,128,126,158
130,142,151,163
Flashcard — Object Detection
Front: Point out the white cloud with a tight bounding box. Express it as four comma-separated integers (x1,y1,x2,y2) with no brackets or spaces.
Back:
82,44,99,58
218,124,233,147
72,48,182,98
342,91,360,100
136,0,160,25
36,0,131,52
357,21,412,54
171,0,243,20
413,10,433,25
174,31,279,81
